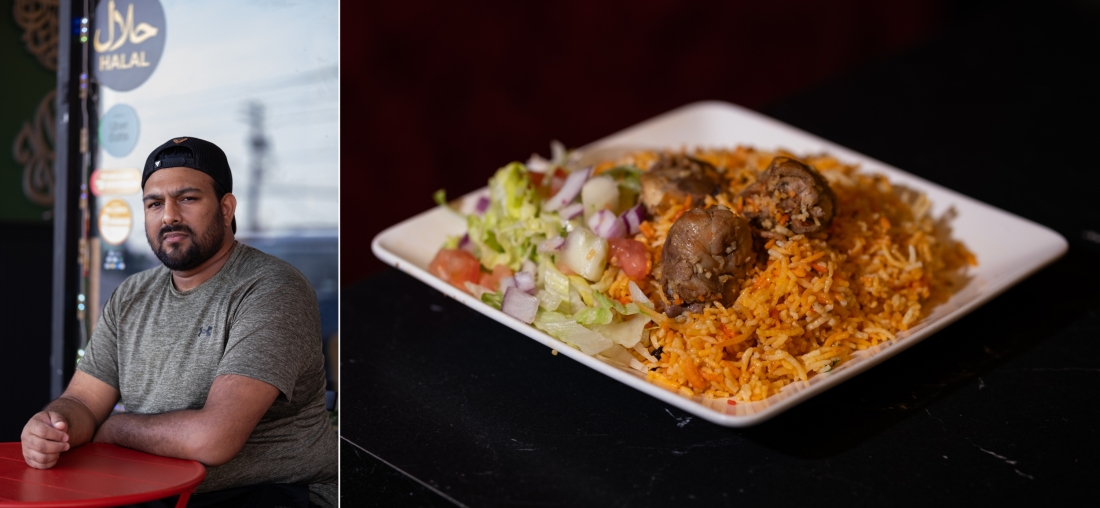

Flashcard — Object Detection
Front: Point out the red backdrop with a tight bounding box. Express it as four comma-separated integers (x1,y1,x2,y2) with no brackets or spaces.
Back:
340,0,947,286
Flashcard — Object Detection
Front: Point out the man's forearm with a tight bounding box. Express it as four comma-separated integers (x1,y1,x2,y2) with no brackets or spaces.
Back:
94,409,234,466
93,374,279,467
44,396,102,447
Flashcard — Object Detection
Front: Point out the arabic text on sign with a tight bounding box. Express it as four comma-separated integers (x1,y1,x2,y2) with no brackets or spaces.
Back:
93,0,159,53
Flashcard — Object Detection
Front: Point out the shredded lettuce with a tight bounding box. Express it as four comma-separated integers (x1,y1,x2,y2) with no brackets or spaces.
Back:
459,155,652,357
533,311,612,355
592,314,650,348
598,344,645,370
573,292,624,325
467,162,561,271
596,292,626,314
540,260,571,299
535,289,563,312
567,288,587,316
573,292,651,346
568,275,595,307
480,291,503,309
574,299,614,326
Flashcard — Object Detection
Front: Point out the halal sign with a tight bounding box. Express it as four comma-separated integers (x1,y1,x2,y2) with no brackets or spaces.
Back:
93,0,166,92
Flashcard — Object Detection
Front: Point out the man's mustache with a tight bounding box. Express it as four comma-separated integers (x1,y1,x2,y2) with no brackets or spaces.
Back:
158,224,193,240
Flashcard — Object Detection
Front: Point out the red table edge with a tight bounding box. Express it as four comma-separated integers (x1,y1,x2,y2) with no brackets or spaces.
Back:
0,443,207,508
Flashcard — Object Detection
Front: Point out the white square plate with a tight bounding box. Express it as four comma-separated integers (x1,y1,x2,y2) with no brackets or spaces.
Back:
371,101,1067,427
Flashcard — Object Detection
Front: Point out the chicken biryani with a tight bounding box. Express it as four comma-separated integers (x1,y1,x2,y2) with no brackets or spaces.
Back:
428,143,975,403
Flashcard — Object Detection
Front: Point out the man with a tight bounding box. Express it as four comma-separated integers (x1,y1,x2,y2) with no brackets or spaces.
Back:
20,137,337,507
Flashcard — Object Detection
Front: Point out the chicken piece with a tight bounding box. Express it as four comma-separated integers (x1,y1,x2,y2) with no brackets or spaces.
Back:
660,206,755,317
739,156,836,234
639,154,722,215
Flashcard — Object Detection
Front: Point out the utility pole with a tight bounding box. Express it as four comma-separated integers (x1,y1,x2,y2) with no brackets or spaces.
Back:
244,101,267,233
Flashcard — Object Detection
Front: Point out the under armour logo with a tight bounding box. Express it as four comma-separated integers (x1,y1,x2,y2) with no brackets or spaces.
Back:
173,137,188,144
197,325,212,337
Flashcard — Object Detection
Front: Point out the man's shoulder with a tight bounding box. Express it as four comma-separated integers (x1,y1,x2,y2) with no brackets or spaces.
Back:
227,243,313,291
113,264,170,299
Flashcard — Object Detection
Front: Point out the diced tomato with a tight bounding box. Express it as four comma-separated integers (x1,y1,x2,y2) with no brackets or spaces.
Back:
529,172,545,188
428,249,481,291
478,264,514,292
608,237,650,280
529,171,551,201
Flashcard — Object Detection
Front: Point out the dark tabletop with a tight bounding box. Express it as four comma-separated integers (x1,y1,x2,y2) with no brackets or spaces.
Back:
341,2,1100,505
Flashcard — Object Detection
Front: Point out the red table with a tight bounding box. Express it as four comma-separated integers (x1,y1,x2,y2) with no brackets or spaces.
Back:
0,442,206,507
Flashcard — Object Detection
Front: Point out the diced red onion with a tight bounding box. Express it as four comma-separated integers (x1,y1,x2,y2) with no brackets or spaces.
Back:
538,236,565,252
559,202,584,220
475,196,491,215
457,233,475,253
620,204,647,236
542,166,591,212
502,286,539,323
587,209,625,239
499,276,516,293
514,271,536,294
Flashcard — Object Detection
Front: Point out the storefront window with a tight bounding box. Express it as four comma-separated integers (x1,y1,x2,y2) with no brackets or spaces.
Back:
89,0,338,383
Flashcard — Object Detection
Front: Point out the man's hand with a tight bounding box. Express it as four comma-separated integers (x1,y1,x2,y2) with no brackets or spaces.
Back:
20,371,121,469
21,411,72,469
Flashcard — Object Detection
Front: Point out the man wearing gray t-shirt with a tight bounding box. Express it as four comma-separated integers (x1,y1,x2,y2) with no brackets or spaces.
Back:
20,137,337,507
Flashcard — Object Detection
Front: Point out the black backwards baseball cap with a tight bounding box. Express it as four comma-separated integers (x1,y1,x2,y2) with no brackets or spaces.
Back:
142,136,237,233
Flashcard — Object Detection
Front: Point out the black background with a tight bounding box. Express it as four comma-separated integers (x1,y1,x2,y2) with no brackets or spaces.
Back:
340,0,1100,505
339,0,951,287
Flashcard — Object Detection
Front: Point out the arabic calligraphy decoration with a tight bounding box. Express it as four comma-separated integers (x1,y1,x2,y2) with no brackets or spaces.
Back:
13,0,59,72
13,90,57,207
93,0,166,92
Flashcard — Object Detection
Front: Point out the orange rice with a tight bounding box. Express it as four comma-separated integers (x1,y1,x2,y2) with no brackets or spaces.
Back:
599,146,975,402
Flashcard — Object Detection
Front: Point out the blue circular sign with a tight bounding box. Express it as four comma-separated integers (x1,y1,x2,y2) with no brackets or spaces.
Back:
99,104,141,157
93,0,167,92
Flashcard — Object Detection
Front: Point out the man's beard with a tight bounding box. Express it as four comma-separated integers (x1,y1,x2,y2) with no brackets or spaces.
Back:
148,213,226,271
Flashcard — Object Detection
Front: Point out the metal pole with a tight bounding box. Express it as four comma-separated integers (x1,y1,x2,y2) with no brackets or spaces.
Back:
51,0,93,399
246,101,267,233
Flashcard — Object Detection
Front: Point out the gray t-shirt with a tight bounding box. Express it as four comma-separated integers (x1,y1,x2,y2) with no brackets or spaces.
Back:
79,242,337,506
